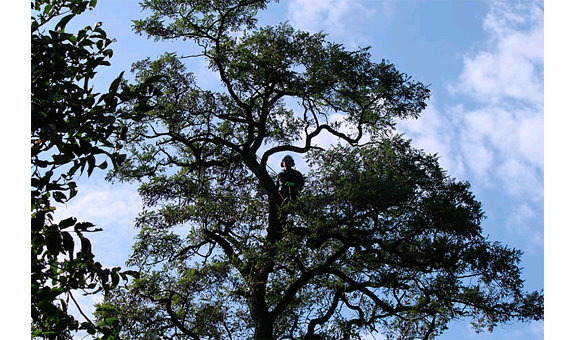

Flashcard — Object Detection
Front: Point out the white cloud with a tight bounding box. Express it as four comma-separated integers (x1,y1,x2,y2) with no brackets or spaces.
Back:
53,181,143,268
287,0,351,31
449,0,543,105
396,98,466,181
496,158,542,201
505,202,543,252
401,0,544,202
397,1,544,255
506,203,536,234
286,0,380,47
457,103,543,199
528,319,544,336
515,108,544,169
460,138,494,183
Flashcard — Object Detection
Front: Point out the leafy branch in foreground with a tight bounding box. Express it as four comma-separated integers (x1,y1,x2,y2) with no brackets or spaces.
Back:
31,0,159,338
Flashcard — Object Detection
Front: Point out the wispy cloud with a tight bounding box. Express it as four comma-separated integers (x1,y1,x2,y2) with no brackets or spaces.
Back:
53,181,143,268
286,0,382,47
396,0,543,257
506,203,543,251
400,0,543,202
460,103,543,201
449,0,543,105
454,0,543,202
397,98,467,181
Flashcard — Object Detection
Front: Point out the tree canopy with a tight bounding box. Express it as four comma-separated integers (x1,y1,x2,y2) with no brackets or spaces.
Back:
96,0,543,339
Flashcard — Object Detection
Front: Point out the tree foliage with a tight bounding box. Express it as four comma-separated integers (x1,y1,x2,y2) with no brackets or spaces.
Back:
31,0,158,338
105,0,543,339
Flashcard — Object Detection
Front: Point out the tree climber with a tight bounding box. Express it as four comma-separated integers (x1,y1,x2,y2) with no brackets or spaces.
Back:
276,155,304,225
276,155,305,203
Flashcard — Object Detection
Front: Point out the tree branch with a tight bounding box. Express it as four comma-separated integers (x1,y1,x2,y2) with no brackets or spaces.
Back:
261,123,362,166
162,293,201,340
422,313,437,340
306,290,343,336
270,244,350,320
328,268,411,316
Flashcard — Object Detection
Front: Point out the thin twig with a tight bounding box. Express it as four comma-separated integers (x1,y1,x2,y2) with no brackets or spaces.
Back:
69,291,96,328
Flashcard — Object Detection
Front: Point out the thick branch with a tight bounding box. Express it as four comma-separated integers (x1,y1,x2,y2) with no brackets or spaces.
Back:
270,245,350,320
249,89,288,153
203,230,252,282
306,290,343,336
261,124,362,166
162,294,201,340
213,45,251,112
328,268,411,316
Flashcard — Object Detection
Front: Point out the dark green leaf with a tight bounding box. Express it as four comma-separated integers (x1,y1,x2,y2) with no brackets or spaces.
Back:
108,72,124,94
53,191,67,203
59,217,77,229
97,160,108,169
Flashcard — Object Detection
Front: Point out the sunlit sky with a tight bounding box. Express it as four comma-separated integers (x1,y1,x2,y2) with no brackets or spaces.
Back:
15,0,573,339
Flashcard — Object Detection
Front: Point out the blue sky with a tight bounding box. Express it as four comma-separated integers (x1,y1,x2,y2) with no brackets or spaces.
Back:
20,0,558,339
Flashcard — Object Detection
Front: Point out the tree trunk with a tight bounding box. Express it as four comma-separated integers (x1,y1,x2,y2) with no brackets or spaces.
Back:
247,268,275,340
253,321,274,340
240,151,279,339
247,281,274,340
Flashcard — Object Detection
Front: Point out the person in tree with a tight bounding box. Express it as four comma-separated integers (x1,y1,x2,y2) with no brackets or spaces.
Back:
276,155,304,203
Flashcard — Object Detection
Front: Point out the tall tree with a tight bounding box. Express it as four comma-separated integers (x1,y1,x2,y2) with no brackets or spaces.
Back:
107,0,543,339
31,0,157,338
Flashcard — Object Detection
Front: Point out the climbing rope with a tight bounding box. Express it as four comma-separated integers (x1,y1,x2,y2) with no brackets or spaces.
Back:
219,179,248,339
255,152,279,177
220,249,234,339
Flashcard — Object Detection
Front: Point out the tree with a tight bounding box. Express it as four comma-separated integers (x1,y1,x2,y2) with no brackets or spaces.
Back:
31,0,157,338
106,0,543,339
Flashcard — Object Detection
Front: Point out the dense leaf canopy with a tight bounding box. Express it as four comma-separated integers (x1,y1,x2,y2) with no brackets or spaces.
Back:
99,1,543,339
